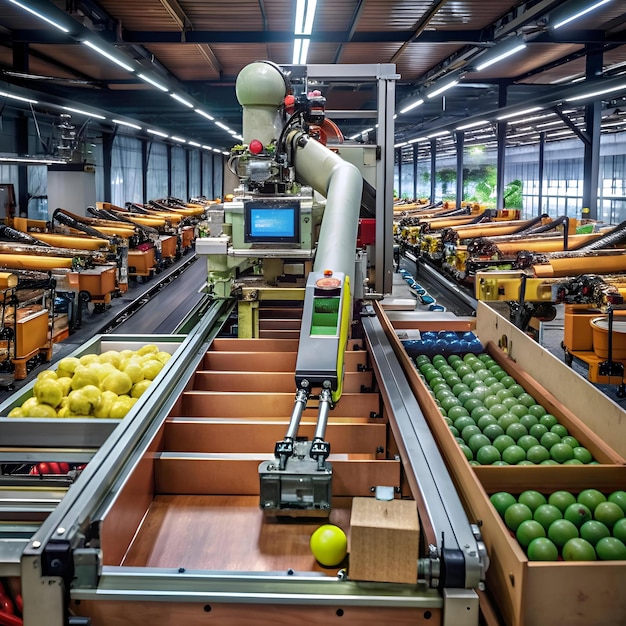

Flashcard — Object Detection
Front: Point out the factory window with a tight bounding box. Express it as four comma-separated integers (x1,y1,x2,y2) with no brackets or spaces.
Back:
189,150,201,198
171,146,187,200
112,135,143,206
147,141,168,199
202,153,213,199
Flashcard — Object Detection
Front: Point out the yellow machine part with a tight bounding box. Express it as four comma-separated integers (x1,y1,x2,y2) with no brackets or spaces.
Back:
29,232,110,250
494,233,601,254
0,272,17,288
84,225,135,238
0,253,73,270
474,271,554,302
332,276,352,404
534,254,626,278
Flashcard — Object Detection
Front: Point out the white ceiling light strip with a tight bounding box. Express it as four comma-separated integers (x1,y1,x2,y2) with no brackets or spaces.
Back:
8,0,68,32
82,41,135,73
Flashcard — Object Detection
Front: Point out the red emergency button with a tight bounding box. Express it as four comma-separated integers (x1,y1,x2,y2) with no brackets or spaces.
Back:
249,139,263,154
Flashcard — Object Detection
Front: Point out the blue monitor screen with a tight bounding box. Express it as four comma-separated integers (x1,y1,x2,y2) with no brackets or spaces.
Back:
244,200,300,243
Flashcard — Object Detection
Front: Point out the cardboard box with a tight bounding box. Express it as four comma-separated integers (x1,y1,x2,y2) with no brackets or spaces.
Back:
349,496,419,584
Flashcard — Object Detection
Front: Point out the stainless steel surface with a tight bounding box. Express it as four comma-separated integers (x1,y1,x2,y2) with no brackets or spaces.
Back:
362,313,483,590
442,588,480,626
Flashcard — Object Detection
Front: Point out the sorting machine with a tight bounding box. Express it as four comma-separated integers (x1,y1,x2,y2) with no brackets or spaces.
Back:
0,62,490,625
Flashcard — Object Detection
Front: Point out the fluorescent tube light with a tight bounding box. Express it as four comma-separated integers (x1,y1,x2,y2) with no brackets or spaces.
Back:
295,0,317,35
293,39,302,64
188,141,201,147
566,82,626,102
475,43,527,72
546,129,575,137
456,120,489,131
408,136,428,144
0,90,38,104
552,0,612,29
113,119,141,130
215,121,230,131
394,142,408,148
147,129,168,138
170,93,193,108
427,79,459,99
82,41,134,72
399,99,424,114
62,106,105,120
497,106,542,120
9,0,69,32
195,109,214,121
299,39,310,64
171,136,186,143
212,148,222,153
139,73,168,92
427,130,450,138
201,145,212,150
0,155,66,164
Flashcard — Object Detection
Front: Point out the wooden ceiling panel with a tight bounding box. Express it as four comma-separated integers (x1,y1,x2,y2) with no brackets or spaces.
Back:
144,44,221,80
178,0,266,30
96,0,180,30
394,43,466,80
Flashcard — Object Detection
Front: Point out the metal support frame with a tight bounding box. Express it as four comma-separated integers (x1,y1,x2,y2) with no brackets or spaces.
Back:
430,139,437,203
538,131,545,215
455,131,464,206
304,64,397,296
582,47,603,219
496,84,507,211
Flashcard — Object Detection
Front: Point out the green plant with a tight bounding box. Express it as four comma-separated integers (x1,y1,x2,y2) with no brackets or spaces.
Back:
504,179,523,209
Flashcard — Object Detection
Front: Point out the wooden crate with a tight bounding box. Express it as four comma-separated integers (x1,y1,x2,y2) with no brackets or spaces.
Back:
377,302,626,626
349,496,419,584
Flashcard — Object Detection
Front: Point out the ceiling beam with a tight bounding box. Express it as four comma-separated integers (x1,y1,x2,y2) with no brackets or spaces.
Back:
391,0,452,64
158,0,192,32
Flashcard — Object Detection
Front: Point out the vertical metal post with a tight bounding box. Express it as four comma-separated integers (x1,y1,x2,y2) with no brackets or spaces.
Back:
538,131,545,216
413,144,418,200
430,139,437,203
397,147,403,199
455,131,465,208
185,148,190,200
582,48,602,220
199,150,204,198
375,72,396,295
141,139,148,204
167,143,173,197
13,43,29,215
496,84,507,210
102,131,113,203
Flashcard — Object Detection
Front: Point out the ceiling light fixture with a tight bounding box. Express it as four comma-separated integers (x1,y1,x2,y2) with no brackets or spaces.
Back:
170,136,186,143
408,136,428,144
82,41,135,73
399,98,424,114
0,155,67,165
62,106,105,120
112,119,142,130
474,40,527,72
427,130,450,138
170,93,194,108
551,0,612,29
215,121,230,131
295,0,317,35
138,73,168,92
0,90,38,105
426,78,459,99
293,38,310,64
188,141,201,147
456,119,489,131
8,0,69,33
195,109,214,121
147,129,168,138
497,106,542,120
566,82,626,102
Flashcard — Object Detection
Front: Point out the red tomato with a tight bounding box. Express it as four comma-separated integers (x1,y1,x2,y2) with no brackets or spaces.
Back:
47,463,61,474
58,463,70,474
35,463,50,475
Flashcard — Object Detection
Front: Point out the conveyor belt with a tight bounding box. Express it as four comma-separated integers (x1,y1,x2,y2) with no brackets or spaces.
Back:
110,254,207,335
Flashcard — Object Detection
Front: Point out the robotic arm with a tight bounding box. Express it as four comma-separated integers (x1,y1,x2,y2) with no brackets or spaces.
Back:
234,61,363,515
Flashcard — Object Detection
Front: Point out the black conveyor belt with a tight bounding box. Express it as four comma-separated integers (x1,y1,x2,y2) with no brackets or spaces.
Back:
111,255,207,335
